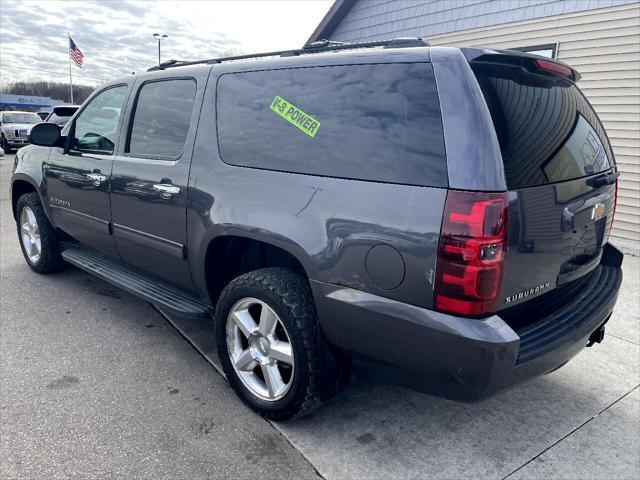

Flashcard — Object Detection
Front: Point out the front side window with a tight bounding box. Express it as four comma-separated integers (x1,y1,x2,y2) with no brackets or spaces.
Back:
73,85,127,153
127,79,196,159
216,63,447,187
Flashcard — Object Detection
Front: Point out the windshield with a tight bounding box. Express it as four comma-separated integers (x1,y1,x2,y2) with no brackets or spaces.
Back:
3,113,41,124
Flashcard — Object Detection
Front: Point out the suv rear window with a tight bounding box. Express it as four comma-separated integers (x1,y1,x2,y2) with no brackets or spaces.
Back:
473,63,613,188
216,63,447,187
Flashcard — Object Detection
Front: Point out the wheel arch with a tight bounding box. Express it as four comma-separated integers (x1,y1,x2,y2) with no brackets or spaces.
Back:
200,232,352,403
11,176,44,221
201,233,316,305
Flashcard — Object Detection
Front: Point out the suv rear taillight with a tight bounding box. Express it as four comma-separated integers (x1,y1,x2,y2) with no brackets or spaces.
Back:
435,191,509,317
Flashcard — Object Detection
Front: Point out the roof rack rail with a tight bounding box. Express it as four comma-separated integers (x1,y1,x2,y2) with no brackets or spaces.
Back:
147,37,430,71
303,39,350,50
383,37,429,49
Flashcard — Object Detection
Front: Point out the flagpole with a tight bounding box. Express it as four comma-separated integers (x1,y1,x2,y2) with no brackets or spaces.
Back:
68,31,74,104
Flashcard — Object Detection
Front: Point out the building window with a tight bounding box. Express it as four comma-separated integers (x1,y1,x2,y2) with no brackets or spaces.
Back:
513,43,557,59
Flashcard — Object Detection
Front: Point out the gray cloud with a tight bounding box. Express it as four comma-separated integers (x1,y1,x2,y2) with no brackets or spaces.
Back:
98,0,149,18
0,0,243,86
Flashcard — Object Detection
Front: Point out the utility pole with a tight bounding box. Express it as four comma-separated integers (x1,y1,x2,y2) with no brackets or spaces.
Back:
153,33,168,66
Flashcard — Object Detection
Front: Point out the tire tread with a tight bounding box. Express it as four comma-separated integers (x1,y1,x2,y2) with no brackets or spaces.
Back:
16,193,64,274
215,267,320,420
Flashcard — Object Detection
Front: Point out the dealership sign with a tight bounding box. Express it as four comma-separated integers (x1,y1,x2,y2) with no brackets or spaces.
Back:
0,93,64,108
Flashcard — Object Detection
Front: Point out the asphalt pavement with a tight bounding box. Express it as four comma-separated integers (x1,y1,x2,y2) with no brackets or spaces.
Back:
0,153,319,479
1,152,639,479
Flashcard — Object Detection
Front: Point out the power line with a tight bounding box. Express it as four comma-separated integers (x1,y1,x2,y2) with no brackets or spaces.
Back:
0,65,106,82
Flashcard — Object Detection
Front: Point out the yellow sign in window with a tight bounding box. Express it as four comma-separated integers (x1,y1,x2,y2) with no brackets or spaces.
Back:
270,96,321,138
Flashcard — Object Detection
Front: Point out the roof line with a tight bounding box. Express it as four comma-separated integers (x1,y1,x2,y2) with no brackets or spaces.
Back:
147,37,429,72
305,0,356,45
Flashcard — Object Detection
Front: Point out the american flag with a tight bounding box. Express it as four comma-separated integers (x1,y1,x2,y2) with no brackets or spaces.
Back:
69,37,84,68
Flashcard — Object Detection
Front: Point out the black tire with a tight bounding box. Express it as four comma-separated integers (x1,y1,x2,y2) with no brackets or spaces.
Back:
2,135,12,154
16,193,65,274
214,267,320,420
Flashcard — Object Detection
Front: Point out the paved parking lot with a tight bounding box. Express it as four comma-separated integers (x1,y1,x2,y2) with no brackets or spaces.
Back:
1,152,639,479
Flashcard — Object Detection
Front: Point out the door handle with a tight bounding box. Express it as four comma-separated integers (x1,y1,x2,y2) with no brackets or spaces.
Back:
152,183,181,199
86,172,108,186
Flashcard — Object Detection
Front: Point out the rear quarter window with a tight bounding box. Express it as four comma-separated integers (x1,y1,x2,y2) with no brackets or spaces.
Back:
216,63,447,187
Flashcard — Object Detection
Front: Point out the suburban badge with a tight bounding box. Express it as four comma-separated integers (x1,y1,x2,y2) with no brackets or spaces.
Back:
505,282,551,304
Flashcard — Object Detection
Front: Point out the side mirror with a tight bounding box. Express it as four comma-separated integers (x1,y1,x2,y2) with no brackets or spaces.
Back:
29,122,62,147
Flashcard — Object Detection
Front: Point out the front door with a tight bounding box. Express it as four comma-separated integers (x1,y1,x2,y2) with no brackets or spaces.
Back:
110,76,200,290
45,84,129,258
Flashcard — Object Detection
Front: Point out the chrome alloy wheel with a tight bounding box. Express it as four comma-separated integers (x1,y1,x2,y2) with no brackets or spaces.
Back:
226,297,295,401
20,207,41,264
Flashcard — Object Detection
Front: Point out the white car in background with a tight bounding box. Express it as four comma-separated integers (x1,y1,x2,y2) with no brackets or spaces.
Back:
0,111,42,153
44,104,80,127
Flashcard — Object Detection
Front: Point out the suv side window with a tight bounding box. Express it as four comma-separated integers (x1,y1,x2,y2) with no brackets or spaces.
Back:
126,79,196,159
216,63,447,187
72,85,127,154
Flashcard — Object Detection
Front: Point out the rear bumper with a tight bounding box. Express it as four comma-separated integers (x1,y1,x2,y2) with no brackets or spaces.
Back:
312,244,623,401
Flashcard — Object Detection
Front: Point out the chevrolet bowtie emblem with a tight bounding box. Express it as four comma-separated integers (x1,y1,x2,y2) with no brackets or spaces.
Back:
591,203,605,221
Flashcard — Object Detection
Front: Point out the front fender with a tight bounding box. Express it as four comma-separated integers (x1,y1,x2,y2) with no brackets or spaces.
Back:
10,146,53,222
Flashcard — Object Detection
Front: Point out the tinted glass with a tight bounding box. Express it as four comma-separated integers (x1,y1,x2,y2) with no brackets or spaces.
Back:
473,64,613,188
216,63,447,187
128,79,196,158
74,85,127,153
544,114,609,182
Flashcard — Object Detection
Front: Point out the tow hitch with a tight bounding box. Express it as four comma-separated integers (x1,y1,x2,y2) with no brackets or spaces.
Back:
587,324,606,347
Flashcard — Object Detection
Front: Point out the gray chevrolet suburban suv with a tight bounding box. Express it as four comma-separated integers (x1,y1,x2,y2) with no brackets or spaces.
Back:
12,39,623,419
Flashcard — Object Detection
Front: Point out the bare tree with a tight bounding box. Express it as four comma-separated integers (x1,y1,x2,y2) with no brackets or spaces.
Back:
2,81,97,105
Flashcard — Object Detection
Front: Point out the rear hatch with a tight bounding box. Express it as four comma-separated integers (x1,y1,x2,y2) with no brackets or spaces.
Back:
465,49,618,312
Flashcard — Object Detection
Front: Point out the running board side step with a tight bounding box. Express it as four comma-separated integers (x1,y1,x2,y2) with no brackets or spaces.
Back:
61,244,213,319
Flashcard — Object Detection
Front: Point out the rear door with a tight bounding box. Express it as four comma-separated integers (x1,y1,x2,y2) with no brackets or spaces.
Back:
469,54,617,310
110,75,201,290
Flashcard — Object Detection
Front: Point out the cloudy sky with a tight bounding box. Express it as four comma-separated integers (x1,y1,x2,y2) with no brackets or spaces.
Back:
0,0,332,86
